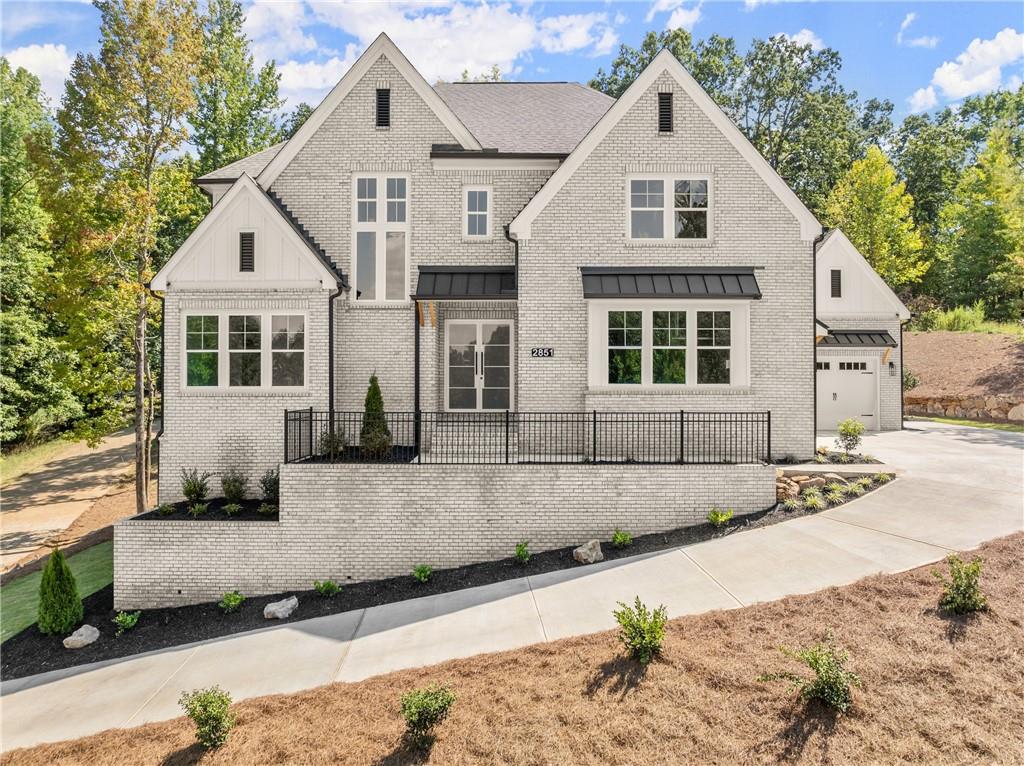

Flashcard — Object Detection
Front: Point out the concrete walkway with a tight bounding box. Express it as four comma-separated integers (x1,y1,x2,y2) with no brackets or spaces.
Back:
2,420,1021,751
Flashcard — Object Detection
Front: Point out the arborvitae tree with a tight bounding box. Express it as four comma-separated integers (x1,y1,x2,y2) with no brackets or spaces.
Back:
360,374,392,458
37,547,83,635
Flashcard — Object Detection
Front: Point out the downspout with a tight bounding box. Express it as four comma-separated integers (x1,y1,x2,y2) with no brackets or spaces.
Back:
811,229,827,454
412,296,421,458
899,318,907,429
327,281,344,414
145,284,166,440
503,225,519,289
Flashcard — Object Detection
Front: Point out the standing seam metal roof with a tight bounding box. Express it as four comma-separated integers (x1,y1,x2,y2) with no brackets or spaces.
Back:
580,267,762,299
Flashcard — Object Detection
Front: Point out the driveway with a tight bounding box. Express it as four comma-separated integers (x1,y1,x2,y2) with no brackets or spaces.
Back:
2,420,1021,752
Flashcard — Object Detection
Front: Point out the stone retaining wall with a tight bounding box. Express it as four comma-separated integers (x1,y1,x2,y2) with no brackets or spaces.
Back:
114,461,775,608
904,394,1023,423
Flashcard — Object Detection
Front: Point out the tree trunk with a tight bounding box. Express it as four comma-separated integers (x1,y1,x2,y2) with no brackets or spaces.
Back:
135,280,149,514
144,346,155,503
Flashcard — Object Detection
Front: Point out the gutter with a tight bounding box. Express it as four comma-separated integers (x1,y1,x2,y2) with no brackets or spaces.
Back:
811,228,828,452
327,281,345,414
503,224,519,291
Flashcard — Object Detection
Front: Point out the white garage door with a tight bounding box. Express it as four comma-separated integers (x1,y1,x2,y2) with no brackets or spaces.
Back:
816,358,878,431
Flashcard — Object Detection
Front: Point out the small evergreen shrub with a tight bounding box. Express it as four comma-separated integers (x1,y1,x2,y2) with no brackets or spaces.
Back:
814,453,827,464
314,579,341,598
188,502,209,518
825,481,845,493
180,468,212,504
157,503,175,516
824,490,844,506
801,486,822,499
837,453,852,464
220,468,248,504
613,596,668,665
804,494,826,511
707,507,734,528
37,547,83,635
843,482,865,497
759,629,861,712
319,428,348,456
113,610,141,636
219,590,245,614
179,686,235,749
400,683,455,750
873,472,893,483
835,419,865,456
934,555,988,615
611,528,633,548
781,498,802,512
514,541,530,565
223,503,242,517
259,468,280,504
360,374,393,459
903,367,920,391
858,476,874,487
257,503,277,516
412,564,433,583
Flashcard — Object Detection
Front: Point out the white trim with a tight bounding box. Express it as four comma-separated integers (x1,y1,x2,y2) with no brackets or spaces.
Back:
509,49,821,241
625,173,713,243
431,157,561,172
817,229,911,320
257,33,481,187
444,319,515,412
150,174,337,291
462,185,493,239
352,173,411,303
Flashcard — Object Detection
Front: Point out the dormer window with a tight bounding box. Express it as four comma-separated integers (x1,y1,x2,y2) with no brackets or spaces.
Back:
658,92,673,133
239,231,255,272
831,269,842,298
376,88,391,128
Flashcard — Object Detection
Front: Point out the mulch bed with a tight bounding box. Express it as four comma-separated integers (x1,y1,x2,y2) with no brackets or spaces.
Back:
1,477,894,682
137,497,278,522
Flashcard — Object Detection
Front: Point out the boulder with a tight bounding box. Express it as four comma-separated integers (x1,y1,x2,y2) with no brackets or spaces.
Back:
573,540,604,565
822,473,848,485
797,477,826,491
63,624,99,649
1008,403,1024,422
264,596,298,620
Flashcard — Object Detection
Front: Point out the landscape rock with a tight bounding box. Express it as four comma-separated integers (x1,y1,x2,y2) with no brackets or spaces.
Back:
822,473,848,484
1009,404,1024,422
264,596,298,620
63,624,99,649
573,540,603,564
797,477,826,491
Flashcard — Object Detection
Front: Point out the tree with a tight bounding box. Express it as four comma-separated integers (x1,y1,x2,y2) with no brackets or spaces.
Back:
55,0,204,512
935,125,1024,320
37,547,83,635
360,374,391,458
459,65,504,82
281,102,312,139
192,0,282,174
824,146,928,289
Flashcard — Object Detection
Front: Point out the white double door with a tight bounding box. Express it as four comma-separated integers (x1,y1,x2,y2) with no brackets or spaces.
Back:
446,320,513,411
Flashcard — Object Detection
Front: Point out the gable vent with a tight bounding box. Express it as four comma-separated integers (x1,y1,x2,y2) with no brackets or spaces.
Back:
830,269,842,298
376,88,391,128
658,92,673,133
239,232,255,272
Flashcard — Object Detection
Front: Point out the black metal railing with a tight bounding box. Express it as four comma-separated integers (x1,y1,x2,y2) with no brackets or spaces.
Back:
284,409,770,466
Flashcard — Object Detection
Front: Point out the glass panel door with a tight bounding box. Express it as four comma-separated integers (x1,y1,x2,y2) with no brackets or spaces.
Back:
446,321,513,410
481,323,510,410
447,322,477,410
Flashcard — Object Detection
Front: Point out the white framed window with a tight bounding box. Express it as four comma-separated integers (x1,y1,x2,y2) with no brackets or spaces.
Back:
182,311,307,390
463,186,492,238
353,174,409,301
587,300,748,388
628,175,711,241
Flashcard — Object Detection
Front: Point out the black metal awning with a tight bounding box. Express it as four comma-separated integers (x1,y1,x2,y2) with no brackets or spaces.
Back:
415,266,516,300
580,267,761,299
818,330,897,347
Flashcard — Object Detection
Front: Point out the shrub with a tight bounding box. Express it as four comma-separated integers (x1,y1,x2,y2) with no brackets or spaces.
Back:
613,596,668,665
824,490,844,506
412,564,432,583
314,579,341,598
707,507,734,528
843,482,865,497
801,486,822,499
223,503,242,517
257,503,277,516
932,301,986,332
179,686,235,749
360,374,392,459
611,528,633,548
180,468,212,504
759,629,861,712
514,541,530,565
188,502,209,518
400,683,455,750
220,468,248,504
219,590,245,614
803,494,826,511
319,427,348,456
814,453,827,464
873,472,893,483
835,418,865,455
781,498,802,512
903,367,920,391
259,468,279,504
37,547,83,635
837,453,852,464
157,503,175,516
857,476,874,487
825,481,845,494
113,610,141,636
934,555,988,615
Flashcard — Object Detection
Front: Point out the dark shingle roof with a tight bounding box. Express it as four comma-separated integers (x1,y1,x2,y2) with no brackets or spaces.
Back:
416,266,516,299
196,143,285,182
581,268,762,299
818,330,897,348
262,187,348,287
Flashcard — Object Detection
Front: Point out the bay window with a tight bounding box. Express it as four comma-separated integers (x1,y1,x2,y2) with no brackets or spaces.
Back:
183,312,306,390
628,175,710,241
354,174,409,301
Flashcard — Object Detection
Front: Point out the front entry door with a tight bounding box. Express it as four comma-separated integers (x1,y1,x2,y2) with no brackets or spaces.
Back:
446,320,513,410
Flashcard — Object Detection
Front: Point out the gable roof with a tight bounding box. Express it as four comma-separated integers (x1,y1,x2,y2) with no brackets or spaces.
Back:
508,48,822,241
197,142,284,182
257,33,482,187
818,229,910,320
434,82,613,154
150,173,342,291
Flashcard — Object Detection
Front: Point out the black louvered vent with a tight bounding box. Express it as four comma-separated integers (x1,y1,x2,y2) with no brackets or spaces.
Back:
376,88,391,128
239,232,255,272
830,269,842,298
658,92,673,133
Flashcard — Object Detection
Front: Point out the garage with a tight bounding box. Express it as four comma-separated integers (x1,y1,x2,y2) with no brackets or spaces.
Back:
816,356,879,430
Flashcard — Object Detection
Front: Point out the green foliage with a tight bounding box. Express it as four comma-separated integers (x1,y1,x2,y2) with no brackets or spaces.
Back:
781,498,803,512
824,489,845,506
361,374,392,458
835,418,866,455
611,528,633,548
223,502,242,516
842,482,865,497
113,610,141,636
613,596,668,665
400,684,455,750
514,541,530,565
257,503,277,516
925,301,987,331
759,629,862,712
281,102,313,139
319,427,348,456
187,502,209,518
412,564,433,583
801,485,822,499
218,590,244,613
180,468,211,504
179,686,235,749
707,507,734,528
803,493,826,511
814,453,827,464
872,472,893,483
314,579,341,598
259,468,279,504
157,503,175,516
825,481,845,493
934,555,988,615
903,367,920,391
220,468,248,504
37,547,83,635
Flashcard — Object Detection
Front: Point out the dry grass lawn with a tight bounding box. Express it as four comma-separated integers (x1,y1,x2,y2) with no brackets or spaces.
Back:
6,534,1024,766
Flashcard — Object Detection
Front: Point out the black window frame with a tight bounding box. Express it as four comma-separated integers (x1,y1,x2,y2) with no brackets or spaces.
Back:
239,231,255,272
658,92,673,133
376,88,391,128
830,269,842,298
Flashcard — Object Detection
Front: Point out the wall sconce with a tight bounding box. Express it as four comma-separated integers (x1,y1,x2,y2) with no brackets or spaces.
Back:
888,361,896,376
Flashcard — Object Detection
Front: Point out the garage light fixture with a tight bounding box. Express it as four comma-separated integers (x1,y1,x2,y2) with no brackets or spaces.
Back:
888,361,896,376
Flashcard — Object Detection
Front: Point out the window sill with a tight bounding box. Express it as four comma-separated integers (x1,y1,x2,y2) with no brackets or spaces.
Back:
586,385,752,396
461,236,494,243
347,301,412,310
624,238,715,248
178,388,311,397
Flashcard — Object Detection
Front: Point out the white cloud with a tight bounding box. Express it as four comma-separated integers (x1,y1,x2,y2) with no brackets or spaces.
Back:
538,13,618,55
896,13,939,49
744,0,780,10
5,43,74,105
645,0,701,31
782,28,824,51
908,85,938,113
909,26,1024,110
244,1,320,64
278,45,360,105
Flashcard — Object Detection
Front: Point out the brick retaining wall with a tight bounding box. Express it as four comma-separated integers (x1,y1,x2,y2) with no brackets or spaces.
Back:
114,462,775,608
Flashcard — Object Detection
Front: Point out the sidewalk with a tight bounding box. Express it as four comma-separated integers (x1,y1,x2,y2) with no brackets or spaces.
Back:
1,420,1021,751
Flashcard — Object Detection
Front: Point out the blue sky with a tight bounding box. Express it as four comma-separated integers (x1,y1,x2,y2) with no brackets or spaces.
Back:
3,1,1022,121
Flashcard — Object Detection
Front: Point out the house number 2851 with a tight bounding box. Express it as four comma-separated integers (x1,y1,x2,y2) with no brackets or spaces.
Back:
531,347,554,357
